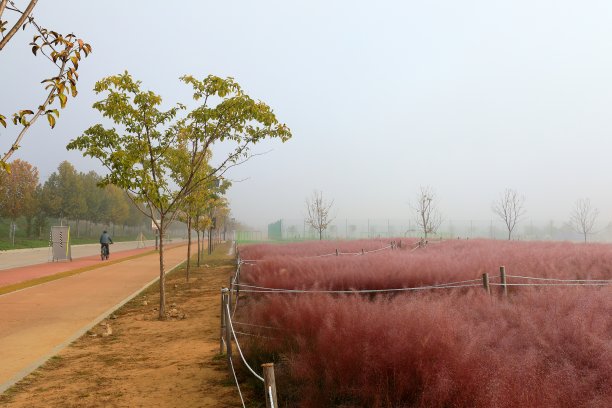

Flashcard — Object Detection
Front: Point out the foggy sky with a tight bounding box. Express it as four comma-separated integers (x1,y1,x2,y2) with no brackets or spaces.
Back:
2,0,612,231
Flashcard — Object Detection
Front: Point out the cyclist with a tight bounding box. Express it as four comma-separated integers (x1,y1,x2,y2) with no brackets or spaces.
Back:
100,230,114,259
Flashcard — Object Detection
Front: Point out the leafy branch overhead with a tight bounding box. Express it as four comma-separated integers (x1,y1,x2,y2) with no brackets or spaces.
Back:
0,0,91,171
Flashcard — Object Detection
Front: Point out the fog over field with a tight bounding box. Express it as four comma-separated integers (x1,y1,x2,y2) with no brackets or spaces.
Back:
3,0,612,230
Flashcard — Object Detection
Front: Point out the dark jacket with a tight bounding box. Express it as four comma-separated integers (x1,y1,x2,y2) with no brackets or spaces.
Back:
100,232,113,244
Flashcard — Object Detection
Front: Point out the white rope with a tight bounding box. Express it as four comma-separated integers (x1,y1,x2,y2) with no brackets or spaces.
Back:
228,351,246,408
363,245,392,254
226,304,265,382
232,321,284,330
240,243,396,262
237,283,482,294
268,386,275,408
506,274,612,283
234,330,279,340
490,282,610,287
429,278,483,286
232,293,240,318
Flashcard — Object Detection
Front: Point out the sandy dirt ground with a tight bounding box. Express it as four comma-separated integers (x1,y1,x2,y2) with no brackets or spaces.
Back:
0,242,254,407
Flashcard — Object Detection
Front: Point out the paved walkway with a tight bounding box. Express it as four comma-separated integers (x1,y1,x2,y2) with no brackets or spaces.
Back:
0,240,161,271
0,242,194,393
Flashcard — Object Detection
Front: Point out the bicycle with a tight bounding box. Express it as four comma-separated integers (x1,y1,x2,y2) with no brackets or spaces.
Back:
101,243,110,260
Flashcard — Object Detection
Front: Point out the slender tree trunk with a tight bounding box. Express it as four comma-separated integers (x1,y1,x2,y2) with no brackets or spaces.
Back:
158,220,166,319
208,228,212,254
584,232,587,243
186,215,191,282
197,230,201,267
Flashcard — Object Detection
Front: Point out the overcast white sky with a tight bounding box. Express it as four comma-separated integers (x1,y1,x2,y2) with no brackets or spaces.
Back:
2,0,612,230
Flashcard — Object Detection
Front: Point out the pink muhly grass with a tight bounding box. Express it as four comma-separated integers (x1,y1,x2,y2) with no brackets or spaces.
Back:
235,239,612,407
240,239,612,291
239,289,611,407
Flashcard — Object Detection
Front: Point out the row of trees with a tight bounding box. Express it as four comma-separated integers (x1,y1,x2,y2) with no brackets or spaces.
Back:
0,159,150,243
304,187,601,243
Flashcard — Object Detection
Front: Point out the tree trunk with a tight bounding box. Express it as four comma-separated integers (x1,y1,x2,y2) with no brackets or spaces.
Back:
197,230,201,267
186,216,191,282
208,228,212,254
584,232,587,243
158,220,166,320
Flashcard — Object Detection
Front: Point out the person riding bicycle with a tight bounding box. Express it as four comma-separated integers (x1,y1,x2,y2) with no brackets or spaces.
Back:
100,230,113,258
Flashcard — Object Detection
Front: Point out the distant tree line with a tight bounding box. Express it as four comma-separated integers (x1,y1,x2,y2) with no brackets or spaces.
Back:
0,159,150,243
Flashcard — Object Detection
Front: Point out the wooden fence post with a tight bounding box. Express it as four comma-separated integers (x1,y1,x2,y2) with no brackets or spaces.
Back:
482,273,491,295
220,288,228,353
500,266,508,297
224,291,232,362
228,276,233,309
262,363,278,408
361,248,364,255
335,249,338,256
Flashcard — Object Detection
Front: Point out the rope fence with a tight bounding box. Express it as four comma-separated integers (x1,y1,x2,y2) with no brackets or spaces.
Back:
220,287,279,408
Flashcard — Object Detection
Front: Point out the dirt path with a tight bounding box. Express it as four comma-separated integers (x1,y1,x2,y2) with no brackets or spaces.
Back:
0,242,249,407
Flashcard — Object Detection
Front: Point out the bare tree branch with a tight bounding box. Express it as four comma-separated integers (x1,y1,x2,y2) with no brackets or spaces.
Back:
492,188,525,240
569,198,599,243
412,186,442,240
305,190,334,240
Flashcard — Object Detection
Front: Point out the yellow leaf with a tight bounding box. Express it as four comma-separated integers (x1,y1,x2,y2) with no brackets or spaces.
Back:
47,113,56,128
58,93,67,108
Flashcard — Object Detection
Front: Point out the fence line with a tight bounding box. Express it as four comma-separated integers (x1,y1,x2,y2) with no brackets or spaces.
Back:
506,274,612,283
226,303,265,382
491,282,611,287
232,320,285,331
228,351,246,408
235,283,483,294
239,243,400,263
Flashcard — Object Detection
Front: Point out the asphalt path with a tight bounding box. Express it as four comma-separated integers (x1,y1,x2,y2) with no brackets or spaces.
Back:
0,240,159,270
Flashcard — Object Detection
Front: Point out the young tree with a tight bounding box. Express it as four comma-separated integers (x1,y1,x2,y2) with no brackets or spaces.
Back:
412,186,442,240
0,0,91,170
305,190,334,240
0,159,39,244
67,72,291,319
569,198,599,243
492,188,526,240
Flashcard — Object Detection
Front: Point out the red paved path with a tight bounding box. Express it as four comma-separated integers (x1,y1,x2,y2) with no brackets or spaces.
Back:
0,244,182,288
0,242,193,393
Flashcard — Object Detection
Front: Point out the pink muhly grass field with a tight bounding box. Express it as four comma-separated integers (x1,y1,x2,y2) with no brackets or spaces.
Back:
235,239,612,407
240,239,612,290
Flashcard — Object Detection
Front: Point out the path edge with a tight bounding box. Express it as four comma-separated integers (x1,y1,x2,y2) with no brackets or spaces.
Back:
0,256,187,395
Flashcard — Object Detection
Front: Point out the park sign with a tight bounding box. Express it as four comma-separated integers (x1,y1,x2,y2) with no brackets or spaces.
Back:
50,226,72,262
